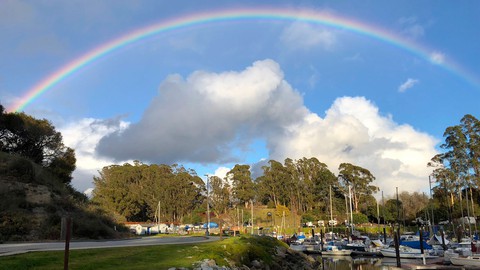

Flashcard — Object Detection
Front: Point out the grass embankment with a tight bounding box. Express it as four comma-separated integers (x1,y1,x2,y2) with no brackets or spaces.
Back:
0,236,289,270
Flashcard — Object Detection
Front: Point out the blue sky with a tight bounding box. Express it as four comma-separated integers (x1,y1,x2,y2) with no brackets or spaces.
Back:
1,0,479,197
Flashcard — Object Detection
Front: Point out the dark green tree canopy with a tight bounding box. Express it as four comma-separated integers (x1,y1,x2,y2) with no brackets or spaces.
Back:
338,163,378,213
227,164,254,208
93,162,203,222
0,105,76,184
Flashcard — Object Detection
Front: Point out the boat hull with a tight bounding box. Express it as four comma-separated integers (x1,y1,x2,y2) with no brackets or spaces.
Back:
450,256,480,267
322,250,352,256
380,248,437,259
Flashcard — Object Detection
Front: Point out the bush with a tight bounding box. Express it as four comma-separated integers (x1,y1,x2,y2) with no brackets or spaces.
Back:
353,212,369,224
8,158,35,182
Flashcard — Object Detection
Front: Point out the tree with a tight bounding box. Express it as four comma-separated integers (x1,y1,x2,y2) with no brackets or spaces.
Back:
0,107,76,184
256,160,289,207
460,114,480,186
209,175,231,215
227,164,254,208
93,162,203,222
338,163,378,213
398,191,429,222
429,114,480,220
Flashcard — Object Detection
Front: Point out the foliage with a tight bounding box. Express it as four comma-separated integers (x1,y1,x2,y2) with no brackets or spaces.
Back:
256,158,338,216
428,114,480,221
0,105,76,184
227,164,254,208
92,161,204,222
209,175,231,215
352,212,369,224
338,163,378,213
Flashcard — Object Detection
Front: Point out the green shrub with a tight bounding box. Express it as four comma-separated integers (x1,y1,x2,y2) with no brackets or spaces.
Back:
8,158,35,182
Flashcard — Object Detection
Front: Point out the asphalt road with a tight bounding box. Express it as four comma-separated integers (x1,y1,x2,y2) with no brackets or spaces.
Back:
0,236,219,256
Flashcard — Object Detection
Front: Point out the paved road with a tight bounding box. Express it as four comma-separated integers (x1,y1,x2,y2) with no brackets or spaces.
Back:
0,236,219,256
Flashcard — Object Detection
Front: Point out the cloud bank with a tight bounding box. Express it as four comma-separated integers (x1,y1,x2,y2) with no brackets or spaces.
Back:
63,59,437,196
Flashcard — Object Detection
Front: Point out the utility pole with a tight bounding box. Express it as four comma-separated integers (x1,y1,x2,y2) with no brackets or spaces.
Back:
205,174,210,237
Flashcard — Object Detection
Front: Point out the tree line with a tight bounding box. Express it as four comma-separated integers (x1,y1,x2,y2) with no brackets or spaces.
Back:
92,157,381,223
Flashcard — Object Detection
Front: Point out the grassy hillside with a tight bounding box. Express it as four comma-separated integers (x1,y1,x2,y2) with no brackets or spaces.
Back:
0,151,127,241
0,235,317,270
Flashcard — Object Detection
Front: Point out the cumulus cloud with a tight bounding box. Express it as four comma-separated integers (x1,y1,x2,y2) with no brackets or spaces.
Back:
59,117,129,192
430,51,445,64
281,21,337,50
96,59,308,164
398,78,419,92
268,96,438,196
78,59,437,197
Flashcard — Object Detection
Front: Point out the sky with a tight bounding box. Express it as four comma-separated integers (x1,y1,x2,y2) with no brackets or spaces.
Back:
1,0,479,198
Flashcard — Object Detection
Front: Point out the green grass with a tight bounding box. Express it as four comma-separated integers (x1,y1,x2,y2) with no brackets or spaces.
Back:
0,236,288,270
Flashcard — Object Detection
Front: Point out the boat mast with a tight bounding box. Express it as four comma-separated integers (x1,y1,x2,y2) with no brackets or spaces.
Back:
330,185,333,223
349,185,353,230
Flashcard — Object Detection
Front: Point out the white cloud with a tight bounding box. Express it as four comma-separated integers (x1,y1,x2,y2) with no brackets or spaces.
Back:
281,21,337,50
213,167,231,180
430,51,445,64
268,96,438,196
398,78,419,93
60,59,439,197
59,118,130,192
96,59,307,164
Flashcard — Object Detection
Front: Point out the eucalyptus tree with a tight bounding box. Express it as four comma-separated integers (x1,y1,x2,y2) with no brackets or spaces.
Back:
428,154,457,219
460,114,480,186
256,160,290,207
93,162,203,222
338,163,378,213
209,175,231,215
431,114,480,220
227,164,254,208
286,157,336,213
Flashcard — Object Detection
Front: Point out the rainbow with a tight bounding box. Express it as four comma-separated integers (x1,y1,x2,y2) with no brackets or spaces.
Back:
8,7,479,112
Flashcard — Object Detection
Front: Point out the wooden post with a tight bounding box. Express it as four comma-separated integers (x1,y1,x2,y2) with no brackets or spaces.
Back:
394,228,401,268
320,229,324,251
419,227,426,265
440,228,447,250
383,227,387,244
63,217,72,270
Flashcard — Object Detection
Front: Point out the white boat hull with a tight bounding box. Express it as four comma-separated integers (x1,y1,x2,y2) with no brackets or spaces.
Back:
380,247,437,259
450,256,480,267
322,250,352,256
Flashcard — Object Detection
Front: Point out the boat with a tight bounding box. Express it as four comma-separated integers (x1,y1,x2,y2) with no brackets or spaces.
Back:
302,238,322,254
450,255,480,267
289,241,307,252
322,245,352,256
380,245,437,259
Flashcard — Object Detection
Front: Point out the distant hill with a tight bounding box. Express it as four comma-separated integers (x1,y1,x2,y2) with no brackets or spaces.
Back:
0,151,127,241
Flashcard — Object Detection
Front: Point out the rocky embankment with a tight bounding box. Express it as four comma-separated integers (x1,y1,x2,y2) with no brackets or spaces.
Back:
170,246,318,270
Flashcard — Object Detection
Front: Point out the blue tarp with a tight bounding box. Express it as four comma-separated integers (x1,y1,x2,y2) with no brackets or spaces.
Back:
400,240,432,250
202,222,219,229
